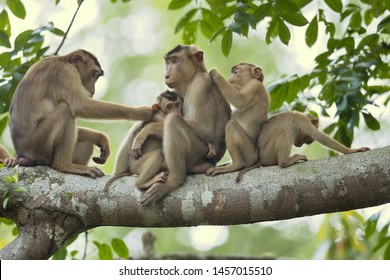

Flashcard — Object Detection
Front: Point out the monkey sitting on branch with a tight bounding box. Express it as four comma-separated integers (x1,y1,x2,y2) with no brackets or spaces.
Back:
206,63,269,177
105,90,183,192
236,111,370,182
9,49,153,178
140,44,231,205
0,144,17,167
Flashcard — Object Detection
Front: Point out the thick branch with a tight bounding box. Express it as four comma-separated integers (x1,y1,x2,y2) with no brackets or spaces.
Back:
1,146,389,259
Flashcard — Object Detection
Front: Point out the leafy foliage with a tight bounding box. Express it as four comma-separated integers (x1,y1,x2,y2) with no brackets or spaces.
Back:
0,1,66,136
170,0,390,147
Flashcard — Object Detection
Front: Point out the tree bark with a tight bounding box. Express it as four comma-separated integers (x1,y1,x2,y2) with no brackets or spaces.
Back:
1,146,390,259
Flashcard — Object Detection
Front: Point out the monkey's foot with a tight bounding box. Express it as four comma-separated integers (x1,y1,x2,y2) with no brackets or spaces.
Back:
137,172,168,190
54,164,105,179
141,182,172,206
190,162,214,174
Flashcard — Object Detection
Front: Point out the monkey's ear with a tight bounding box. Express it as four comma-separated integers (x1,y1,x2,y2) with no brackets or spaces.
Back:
71,53,84,64
194,51,204,63
252,67,263,79
311,118,319,127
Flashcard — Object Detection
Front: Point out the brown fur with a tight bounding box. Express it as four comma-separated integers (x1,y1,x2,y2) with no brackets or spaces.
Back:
140,44,231,205
105,91,182,192
236,111,370,181
206,63,269,177
9,49,153,178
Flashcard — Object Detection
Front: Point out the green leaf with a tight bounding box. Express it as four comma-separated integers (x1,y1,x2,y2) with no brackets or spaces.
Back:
93,241,113,260
364,211,380,239
0,10,11,37
52,247,67,260
305,16,318,47
209,27,226,44
265,17,278,44
377,15,390,33
253,3,272,22
221,29,232,57
384,242,390,260
280,12,308,26
323,123,337,134
0,31,11,48
362,112,380,131
275,0,299,12
325,0,343,13
278,19,291,45
349,11,362,30
14,30,33,51
168,0,192,10
111,238,129,259
7,0,26,19
3,196,9,209
175,8,198,33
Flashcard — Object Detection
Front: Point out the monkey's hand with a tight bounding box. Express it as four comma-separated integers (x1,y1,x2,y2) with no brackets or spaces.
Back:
347,147,371,154
2,157,18,167
208,68,220,80
141,182,171,206
132,132,148,159
93,136,111,164
206,143,217,158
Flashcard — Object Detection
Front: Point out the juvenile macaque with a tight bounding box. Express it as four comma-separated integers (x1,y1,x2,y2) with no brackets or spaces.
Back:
141,44,231,205
236,111,370,181
0,144,17,167
206,63,269,177
9,49,153,178
105,90,183,191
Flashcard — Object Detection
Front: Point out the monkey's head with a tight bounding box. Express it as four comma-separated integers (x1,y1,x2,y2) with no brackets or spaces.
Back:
155,90,183,116
164,44,206,91
228,63,264,90
295,114,319,147
67,50,104,96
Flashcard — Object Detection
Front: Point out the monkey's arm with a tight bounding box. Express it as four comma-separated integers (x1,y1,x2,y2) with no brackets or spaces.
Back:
313,129,370,154
69,96,154,121
209,69,259,111
132,122,164,159
77,128,110,164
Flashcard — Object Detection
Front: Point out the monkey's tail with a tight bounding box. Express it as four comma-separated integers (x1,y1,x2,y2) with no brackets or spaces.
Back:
235,161,262,183
104,171,132,192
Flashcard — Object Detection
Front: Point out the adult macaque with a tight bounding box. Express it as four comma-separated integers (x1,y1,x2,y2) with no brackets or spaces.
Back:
206,63,269,177
236,111,370,181
141,44,231,205
9,49,153,178
105,90,182,191
0,144,17,167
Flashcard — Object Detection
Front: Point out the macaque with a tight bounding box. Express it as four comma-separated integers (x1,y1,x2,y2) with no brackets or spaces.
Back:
206,63,269,177
105,90,183,191
140,44,231,205
236,111,370,181
0,144,17,167
9,49,153,178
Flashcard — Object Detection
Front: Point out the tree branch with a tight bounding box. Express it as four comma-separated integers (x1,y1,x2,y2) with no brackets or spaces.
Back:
1,146,389,259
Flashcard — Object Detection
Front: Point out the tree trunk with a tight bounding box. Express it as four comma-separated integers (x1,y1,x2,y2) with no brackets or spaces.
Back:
1,146,389,259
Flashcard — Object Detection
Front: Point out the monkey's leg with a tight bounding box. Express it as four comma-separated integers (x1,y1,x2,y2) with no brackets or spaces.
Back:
141,113,208,205
72,141,93,165
43,104,105,178
279,154,308,168
133,149,167,190
206,120,258,176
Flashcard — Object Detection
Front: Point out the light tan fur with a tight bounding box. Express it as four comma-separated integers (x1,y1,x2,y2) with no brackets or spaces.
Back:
140,44,231,205
206,63,269,177
236,111,370,181
9,49,153,178
105,91,182,192
0,144,17,167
